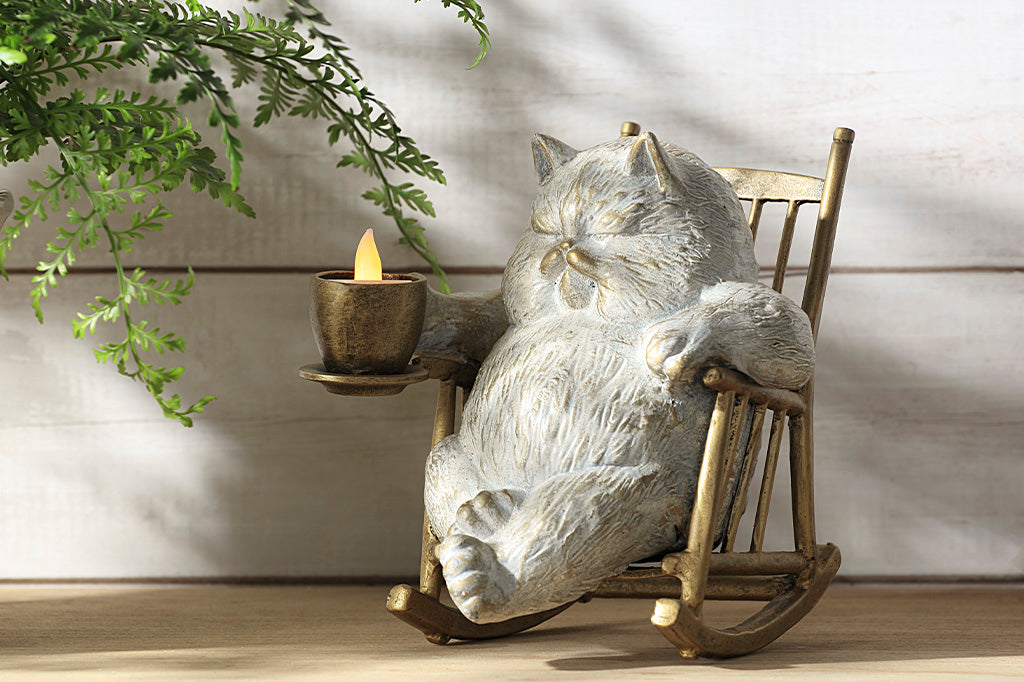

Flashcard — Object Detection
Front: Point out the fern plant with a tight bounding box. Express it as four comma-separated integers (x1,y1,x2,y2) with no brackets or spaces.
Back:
0,0,488,425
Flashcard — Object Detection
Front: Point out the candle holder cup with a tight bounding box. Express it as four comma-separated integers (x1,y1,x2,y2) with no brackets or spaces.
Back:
310,270,427,377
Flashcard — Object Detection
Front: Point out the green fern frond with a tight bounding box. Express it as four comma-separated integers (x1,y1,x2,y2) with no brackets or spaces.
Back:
0,0,488,424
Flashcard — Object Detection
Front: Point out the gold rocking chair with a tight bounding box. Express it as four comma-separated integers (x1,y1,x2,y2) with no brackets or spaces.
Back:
387,126,855,659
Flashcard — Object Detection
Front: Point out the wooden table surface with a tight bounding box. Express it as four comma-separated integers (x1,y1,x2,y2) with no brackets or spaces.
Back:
0,584,1020,680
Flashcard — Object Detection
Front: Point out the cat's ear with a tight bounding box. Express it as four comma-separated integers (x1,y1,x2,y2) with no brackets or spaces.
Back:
625,132,684,196
532,134,578,185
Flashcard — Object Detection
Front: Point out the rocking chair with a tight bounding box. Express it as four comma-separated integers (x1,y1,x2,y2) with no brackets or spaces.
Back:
386,126,855,659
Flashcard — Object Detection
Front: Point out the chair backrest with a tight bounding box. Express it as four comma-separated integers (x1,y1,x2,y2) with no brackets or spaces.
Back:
713,127,854,341
707,129,853,554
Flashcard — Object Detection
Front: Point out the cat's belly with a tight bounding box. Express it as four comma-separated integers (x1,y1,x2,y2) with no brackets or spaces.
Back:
460,319,714,488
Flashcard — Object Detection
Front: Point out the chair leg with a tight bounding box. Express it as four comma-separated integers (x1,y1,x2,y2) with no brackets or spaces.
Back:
656,382,838,659
420,380,456,601
665,391,736,614
652,543,841,658
790,388,817,564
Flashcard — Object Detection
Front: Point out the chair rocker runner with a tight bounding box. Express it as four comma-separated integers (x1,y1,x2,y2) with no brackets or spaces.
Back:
387,127,855,658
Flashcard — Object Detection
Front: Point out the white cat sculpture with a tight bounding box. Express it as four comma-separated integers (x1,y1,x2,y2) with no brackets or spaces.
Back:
417,130,815,624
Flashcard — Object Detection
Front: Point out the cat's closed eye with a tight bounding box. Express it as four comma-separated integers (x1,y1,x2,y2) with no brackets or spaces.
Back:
588,210,628,236
530,215,561,236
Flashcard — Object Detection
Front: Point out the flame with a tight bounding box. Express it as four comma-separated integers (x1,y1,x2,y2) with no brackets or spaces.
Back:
354,228,382,281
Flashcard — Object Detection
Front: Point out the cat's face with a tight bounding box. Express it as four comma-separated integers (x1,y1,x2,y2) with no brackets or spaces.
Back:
502,132,757,326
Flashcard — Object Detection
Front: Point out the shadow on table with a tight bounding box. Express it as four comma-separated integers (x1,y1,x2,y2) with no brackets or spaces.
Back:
0,585,1021,675
543,586,1024,672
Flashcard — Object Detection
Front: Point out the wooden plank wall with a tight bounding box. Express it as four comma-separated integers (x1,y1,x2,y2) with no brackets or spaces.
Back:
0,0,1021,579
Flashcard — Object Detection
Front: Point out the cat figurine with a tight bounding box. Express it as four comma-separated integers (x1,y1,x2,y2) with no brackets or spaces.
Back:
417,130,815,623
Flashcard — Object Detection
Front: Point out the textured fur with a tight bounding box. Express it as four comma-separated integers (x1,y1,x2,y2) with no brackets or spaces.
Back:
421,132,814,623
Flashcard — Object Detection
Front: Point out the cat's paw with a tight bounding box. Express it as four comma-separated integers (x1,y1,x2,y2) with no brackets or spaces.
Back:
451,489,523,539
643,320,715,382
438,534,517,623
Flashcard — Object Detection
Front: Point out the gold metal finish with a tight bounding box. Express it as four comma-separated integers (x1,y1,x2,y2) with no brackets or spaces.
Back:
377,127,854,659
702,367,806,415
310,271,427,374
620,121,641,137
431,379,457,447
723,404,766,552
592,574,793,601
538,247,562,273
790,411,817,562
564,248,602,280
718,393,750,543
419,378,458,603
799,128,855,340
712,168,824,203
750,410,787,552
418,379,457,605
671,390,735,610
298,362,428,396
772,201,800,292
419,514,444,596
746,199,764,242
652,543,841,659
664,549,809,577
387,584,573,641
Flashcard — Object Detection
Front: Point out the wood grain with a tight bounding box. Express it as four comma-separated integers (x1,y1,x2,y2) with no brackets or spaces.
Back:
0,585,1019,680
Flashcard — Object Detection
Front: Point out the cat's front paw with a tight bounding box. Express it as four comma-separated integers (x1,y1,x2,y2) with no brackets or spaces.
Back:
643,320,715,383
438,534,517,623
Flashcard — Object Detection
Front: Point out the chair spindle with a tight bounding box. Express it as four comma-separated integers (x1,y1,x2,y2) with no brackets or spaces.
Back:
722,403,767,552
747,199,765,242
718,394,750,545
771,200,801,293
749,410,787,553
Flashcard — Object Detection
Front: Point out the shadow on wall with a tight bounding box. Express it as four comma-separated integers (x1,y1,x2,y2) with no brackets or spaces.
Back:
143,0,1024,577
4,0,1021,580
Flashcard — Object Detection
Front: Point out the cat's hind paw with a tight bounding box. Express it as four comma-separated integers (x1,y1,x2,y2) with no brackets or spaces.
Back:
438,534,517,624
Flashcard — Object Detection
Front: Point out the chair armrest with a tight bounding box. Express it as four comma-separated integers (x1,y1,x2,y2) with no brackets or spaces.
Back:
702,367,807,416
415,349,480,390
